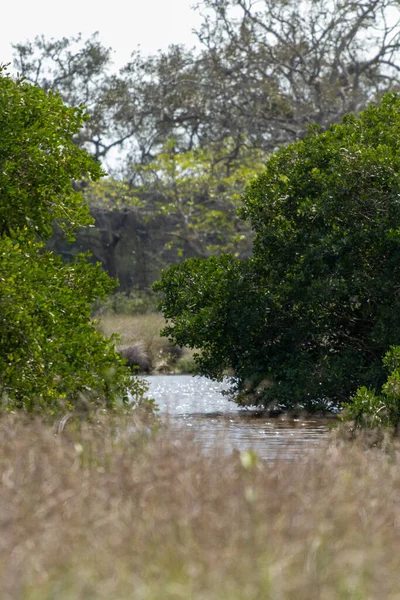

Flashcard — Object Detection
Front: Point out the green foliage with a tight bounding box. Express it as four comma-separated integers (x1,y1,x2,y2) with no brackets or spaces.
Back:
71,141,264,294
83,179,144,210
156,94,400,411
174,352,198,375
86,140,265,259
154,255,264,384
0,67,102,239
0,67,148,412
92,290,158,316
0,239,141,411
344,346,400,429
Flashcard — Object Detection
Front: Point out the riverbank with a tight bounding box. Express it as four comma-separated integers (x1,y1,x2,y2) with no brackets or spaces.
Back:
96,313,197,374
1,412,400,599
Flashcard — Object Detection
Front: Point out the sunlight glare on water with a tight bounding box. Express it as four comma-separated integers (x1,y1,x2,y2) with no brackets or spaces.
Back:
146,375,331,460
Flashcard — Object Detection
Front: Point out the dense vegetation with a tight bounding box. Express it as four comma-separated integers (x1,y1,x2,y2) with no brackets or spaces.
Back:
345,346,400,429
0,67,147,412
2,6,400,595
14,1,400,165
5,0,400,419
155,94,400,413
10,0,400,290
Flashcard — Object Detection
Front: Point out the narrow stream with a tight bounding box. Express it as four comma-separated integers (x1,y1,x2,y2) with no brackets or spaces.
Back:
146,375,332,460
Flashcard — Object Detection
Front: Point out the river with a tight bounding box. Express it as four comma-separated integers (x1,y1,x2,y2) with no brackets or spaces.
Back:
146,375,332,460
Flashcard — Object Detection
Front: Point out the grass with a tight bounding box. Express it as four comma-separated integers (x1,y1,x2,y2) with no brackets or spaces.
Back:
1,413,400,599
96,312,197,373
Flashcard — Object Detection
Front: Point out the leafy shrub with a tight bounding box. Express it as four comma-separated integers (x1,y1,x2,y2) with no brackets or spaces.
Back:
0,67,149,412
92,290,158,316
174,352,199,375
344,346,400,429
156,94,400,411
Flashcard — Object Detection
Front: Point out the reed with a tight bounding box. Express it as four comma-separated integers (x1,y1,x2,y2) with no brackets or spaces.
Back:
1,413,399,599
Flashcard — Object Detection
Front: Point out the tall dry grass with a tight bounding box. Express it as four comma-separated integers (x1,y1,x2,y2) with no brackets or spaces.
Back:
96,312,166,355
1,414,400,599
96,313,196,373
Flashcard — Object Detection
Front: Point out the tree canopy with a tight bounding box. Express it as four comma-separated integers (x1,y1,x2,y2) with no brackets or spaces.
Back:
0,67,146,412
0,67,99,238
155,93,400,412
12,0,400,168
9,1,400,297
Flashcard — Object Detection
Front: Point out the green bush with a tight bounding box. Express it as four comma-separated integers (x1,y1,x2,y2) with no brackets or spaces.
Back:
156,94,400,411
174,352,199,375
92,290,158,316
0,67,148,412
344,346,400,429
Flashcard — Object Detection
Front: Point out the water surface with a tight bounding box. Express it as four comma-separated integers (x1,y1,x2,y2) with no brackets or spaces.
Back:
146,375,331,460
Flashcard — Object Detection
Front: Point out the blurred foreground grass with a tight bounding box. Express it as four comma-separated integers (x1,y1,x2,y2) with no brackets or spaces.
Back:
1,414,400,599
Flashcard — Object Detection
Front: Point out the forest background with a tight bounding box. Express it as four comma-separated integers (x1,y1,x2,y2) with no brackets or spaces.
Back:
9,0,400,293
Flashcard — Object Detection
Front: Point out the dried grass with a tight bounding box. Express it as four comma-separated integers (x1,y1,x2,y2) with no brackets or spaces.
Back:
1,413,400,599
96,313,165,352
96,313,194,373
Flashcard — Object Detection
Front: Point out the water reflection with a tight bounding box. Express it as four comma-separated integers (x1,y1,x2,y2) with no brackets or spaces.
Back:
146,375,332,460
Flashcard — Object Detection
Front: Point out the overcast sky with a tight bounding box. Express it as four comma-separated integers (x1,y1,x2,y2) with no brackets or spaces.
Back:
0,0,202,71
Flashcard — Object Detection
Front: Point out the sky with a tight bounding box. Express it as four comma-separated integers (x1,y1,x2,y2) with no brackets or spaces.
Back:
0,0,203,72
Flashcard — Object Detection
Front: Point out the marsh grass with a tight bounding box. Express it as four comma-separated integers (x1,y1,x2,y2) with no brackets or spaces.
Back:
96,313,197,373
1,414,400,599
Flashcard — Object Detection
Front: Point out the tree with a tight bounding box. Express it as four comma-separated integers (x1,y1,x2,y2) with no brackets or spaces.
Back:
12,33,140,166
192,0,400,153
0,66,147,412
13,1,400,171
0,69,97,239
128,140,265,258
155,93,400,412
344,346,400,429
51,142,263,292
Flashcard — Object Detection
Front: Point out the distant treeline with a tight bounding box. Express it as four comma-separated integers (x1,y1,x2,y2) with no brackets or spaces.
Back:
11,0,400,289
